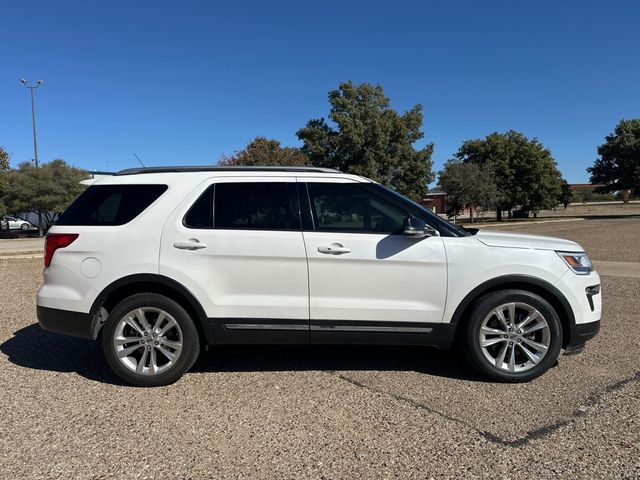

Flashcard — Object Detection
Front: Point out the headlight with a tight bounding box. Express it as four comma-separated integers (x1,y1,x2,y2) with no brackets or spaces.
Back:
556,251,593,275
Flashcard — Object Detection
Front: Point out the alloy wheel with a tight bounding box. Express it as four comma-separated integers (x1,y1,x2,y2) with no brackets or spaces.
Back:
478,302,551,373
113,307,183,376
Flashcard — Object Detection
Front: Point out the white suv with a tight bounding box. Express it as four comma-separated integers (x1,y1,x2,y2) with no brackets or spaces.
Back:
36,167,601,386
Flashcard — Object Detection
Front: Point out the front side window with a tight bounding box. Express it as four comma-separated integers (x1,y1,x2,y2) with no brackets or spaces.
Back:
57,184,168,226
213,182,299,230
307,183,407,234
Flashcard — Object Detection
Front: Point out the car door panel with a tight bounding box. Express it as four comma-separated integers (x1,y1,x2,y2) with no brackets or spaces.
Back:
159,177,310,344
304,232,447,322
300,180,448,344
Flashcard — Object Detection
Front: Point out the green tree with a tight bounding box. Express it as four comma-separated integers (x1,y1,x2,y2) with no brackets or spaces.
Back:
454,131,562,220
3,159,87,231
588,119,640,203
559,180,572,209
438,161,499,223
297,81,434,201
0,146,9,215
219,136,309,167
0,146,8,178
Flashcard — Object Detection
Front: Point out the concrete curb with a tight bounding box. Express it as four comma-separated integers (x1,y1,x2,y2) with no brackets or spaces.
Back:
461,218,586,228
593,260,640,279
0,252,43,260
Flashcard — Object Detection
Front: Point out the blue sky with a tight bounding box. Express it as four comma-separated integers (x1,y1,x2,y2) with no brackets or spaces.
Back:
1,1,638,183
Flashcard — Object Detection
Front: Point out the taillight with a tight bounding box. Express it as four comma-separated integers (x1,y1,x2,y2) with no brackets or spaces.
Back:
44,233,79,268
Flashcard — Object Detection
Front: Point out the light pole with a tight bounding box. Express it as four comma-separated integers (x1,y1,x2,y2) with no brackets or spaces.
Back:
20,78,44,236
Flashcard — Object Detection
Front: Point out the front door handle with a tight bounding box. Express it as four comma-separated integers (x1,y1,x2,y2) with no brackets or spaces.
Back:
173,239,207,250
318,243,351,255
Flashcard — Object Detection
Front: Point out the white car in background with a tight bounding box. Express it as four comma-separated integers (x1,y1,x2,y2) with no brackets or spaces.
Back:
36,166,602,387
1,215,35,231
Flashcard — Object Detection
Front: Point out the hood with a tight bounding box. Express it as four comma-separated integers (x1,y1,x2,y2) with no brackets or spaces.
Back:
475,230,583,252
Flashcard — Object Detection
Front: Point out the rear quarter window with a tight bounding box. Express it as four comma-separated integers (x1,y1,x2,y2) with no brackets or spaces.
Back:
56,184,168,226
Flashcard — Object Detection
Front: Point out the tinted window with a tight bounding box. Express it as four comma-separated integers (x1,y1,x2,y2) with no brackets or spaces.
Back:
214,182,299,230
375,184,468,237
307,183,407,234
57,184,168,226
184,186,214,229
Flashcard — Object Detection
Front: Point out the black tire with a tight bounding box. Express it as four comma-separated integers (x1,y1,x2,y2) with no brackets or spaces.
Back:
101,293,200,387
20,223,29,230
462,289,562,383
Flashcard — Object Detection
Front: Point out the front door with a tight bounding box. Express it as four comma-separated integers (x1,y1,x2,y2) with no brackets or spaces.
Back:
300,180,447,344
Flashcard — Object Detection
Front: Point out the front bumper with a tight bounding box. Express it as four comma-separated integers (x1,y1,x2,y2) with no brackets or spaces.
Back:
554,267,602,354
37,305,94,339
564,319,600,355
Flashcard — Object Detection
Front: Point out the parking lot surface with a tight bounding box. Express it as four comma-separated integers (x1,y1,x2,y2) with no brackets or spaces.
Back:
0,218,639,479
0,238,43,256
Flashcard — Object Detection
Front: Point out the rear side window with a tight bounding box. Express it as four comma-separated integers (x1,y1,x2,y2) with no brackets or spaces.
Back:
56,184,168,226
210,182,299,230
184,186,214,229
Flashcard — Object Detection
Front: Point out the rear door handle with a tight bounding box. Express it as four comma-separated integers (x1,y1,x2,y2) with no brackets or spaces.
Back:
173,239,207,250
318,243,351,255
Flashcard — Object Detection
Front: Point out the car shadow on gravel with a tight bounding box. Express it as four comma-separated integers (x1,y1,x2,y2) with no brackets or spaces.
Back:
191,344,482,381
1,324,126,386
1,324,482,385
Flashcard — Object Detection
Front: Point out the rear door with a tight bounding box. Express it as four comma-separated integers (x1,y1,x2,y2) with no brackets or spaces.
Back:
159,177,310,344
299,179,447,344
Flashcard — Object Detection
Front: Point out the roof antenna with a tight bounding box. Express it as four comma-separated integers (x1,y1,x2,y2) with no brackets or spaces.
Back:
133,152,146,168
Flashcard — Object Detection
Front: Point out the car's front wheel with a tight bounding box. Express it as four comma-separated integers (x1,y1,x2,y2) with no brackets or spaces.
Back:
101,293,200,387
463,289,562,382
20,223,29,230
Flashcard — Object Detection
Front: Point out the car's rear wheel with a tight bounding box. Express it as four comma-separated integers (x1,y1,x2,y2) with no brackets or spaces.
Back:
101,293,200,387
463,289,562,382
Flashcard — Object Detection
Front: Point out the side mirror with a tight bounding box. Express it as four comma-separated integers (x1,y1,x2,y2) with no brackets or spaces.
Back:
403,217,437,238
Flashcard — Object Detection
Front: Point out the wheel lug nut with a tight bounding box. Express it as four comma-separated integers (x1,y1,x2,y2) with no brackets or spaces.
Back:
140,340,144,344
517,339,522,343
503,334,508,338
154,341,159,345
509,342,513,345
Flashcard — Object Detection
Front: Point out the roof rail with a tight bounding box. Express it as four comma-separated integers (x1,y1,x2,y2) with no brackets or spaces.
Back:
115,166,341,176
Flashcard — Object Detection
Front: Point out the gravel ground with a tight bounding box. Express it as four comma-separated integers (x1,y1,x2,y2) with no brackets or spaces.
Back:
0,219,639,479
